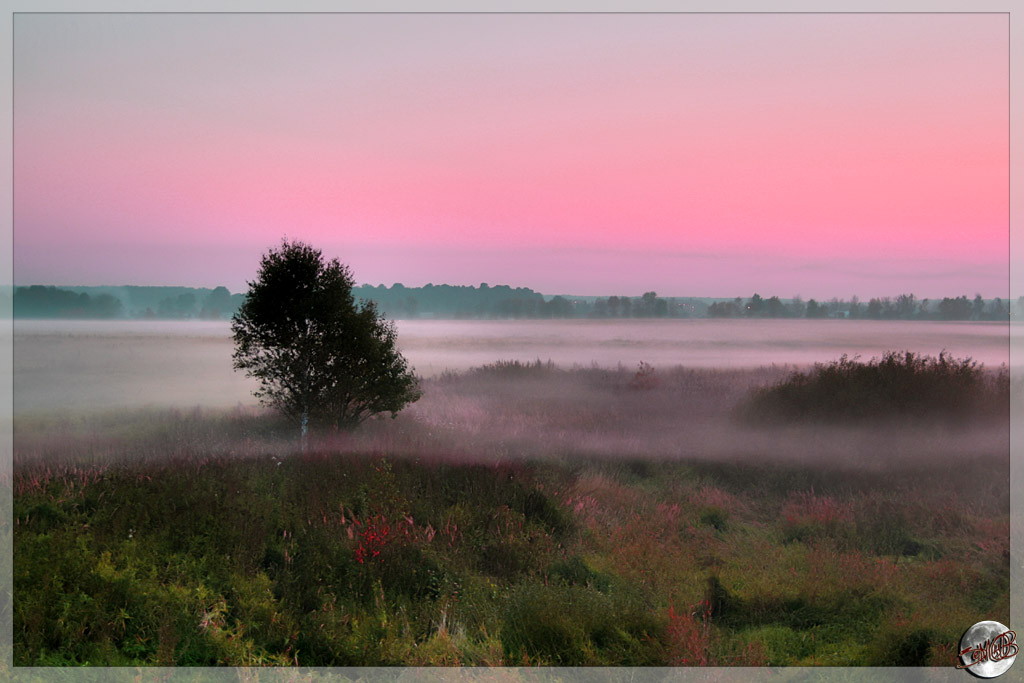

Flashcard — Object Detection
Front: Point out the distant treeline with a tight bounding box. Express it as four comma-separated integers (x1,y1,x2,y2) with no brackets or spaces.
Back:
359,285,738,319
363,286,1012,321
13,285,244,320
354,283,547,319
12,286,123,319
11,284,1017,321
704,293,1011,321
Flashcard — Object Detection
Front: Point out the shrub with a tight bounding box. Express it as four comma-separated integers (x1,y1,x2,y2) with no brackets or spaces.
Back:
738,351,1005,424
467,359,558,378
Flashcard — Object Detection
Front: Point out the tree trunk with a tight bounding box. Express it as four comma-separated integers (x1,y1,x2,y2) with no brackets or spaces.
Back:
300,408,308,452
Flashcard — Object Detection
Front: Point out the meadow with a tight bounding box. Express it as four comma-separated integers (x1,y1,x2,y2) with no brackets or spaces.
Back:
12,356,1011,667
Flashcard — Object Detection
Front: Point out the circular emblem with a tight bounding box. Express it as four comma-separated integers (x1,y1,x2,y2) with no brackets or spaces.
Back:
958,621,1017,677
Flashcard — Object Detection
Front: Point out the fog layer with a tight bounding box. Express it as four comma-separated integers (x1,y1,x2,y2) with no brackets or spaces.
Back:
13,319,1011,415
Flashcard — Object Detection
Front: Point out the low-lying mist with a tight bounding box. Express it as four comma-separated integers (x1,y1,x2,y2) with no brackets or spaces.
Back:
15,360,1010,475
14,317,1013,415
389,360,1008,469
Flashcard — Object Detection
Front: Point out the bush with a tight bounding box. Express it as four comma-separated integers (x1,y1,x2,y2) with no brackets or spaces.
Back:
466,359,558,379
738,351,1006,424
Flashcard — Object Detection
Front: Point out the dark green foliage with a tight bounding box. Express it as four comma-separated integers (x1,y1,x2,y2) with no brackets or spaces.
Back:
867,628,938,666
200,286,234,319
413,461,572,540
739,351,1007,424
12,284,250,319
477,540,532,580
699,506,729,531
374,544,446,600
500,584,662,666
548,556,612,592
707,300,742,317
517,488,572,538
14,285,122,319
729,591,891,633
705,574,737,620
232,239,421,430
355,282,547,319
24,501,63,529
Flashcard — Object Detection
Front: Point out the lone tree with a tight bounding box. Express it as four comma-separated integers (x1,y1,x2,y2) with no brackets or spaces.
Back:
232,239,420,432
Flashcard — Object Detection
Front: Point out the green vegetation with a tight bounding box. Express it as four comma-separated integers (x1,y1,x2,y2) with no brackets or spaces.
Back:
13,285,243,320
14,285,123,319
14,361,1008,666
739,351,1008,424
13,283,1015,320
232,240,420,431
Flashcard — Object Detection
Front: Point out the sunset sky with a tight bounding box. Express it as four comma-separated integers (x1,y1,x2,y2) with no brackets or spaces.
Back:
13,13,1010,298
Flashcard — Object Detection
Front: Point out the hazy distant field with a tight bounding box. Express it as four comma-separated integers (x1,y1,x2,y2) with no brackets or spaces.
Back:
13,318,1011,415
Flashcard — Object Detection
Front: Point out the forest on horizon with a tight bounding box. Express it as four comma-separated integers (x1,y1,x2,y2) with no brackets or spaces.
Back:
9,283,1017,322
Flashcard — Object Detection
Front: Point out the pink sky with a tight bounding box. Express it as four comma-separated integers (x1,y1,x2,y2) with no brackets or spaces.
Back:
14,13,1009,298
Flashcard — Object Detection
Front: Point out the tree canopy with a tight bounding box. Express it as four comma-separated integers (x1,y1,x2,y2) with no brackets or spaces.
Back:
231,240,420,430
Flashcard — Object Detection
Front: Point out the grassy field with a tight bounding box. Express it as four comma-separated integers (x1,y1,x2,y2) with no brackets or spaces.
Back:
12,359,1010,666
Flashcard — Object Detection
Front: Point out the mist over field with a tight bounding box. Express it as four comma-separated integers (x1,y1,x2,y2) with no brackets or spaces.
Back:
13,318,1012,416
13,318,1011,473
